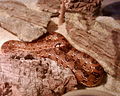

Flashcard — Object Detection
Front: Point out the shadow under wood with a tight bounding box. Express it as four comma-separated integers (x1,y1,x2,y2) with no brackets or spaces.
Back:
47,21,58,33
102,1,120,20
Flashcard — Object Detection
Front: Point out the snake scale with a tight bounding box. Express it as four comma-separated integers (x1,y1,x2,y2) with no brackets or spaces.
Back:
1,32,105,87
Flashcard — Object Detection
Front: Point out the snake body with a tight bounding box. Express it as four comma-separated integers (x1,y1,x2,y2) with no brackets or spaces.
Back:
1,32,105,87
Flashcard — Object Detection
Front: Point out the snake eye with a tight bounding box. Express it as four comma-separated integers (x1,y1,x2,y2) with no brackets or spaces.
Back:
55,43,61,48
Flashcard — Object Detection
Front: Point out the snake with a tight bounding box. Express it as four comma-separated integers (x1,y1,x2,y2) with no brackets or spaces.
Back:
1,32,105,87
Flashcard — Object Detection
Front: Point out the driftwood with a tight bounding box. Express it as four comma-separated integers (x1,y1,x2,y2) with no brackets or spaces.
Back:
58,13,120,79
0,14,46,42
0,1,52,42
0,1,52,27
37,0,60,14
56,14,120,93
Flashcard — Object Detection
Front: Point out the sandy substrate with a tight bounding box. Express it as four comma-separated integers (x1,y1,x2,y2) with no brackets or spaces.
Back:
0,28,19,49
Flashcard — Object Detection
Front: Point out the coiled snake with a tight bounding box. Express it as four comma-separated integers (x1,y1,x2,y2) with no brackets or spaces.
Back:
1,32,105,87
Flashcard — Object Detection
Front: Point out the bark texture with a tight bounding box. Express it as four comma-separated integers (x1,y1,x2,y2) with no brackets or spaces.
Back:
0,1,52,42
66,0,103,17
64,13,120,79
0,1,51,27
37,0,61,14
0,53,77,96
0,13,46,42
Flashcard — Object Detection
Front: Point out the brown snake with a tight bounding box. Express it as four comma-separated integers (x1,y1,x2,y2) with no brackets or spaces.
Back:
1,32,105,87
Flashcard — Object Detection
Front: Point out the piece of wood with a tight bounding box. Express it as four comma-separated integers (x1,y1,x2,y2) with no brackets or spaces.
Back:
59,0,66,25
0,1,52,42
0,1,52,27
0,15,47,42
65,0,103,18
57,13,120,79
37,0,60,13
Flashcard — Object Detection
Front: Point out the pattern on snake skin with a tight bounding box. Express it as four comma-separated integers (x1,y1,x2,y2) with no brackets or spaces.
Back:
1,32,105,87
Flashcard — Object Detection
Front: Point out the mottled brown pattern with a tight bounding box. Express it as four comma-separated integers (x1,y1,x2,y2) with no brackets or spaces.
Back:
1,32,105,87
66,0,103,17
